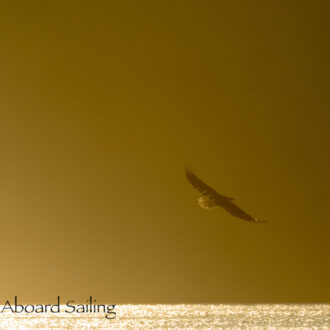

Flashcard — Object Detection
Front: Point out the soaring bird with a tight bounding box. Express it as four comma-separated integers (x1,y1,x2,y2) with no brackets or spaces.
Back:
184,166,267,223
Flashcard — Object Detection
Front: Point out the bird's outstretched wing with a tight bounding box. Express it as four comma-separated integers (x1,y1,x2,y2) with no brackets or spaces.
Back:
184,166,233,202
221,202,260,222
184,167,267,223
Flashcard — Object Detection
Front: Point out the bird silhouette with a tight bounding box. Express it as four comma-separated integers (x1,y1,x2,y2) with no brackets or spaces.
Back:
185,166,267,223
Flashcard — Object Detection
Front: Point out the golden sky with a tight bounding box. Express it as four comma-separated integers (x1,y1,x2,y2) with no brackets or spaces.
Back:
1,0,329,303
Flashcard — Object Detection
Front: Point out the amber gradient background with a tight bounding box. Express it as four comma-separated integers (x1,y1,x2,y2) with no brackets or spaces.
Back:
1,1,329,304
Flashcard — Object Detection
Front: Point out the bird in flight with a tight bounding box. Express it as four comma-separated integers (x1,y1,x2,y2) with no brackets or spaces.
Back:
184,166,267,223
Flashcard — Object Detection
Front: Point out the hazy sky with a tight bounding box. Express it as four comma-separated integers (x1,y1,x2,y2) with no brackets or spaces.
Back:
1,0,329,304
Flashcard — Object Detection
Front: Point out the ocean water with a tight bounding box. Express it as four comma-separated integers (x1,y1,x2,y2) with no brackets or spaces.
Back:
0,304,329,329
